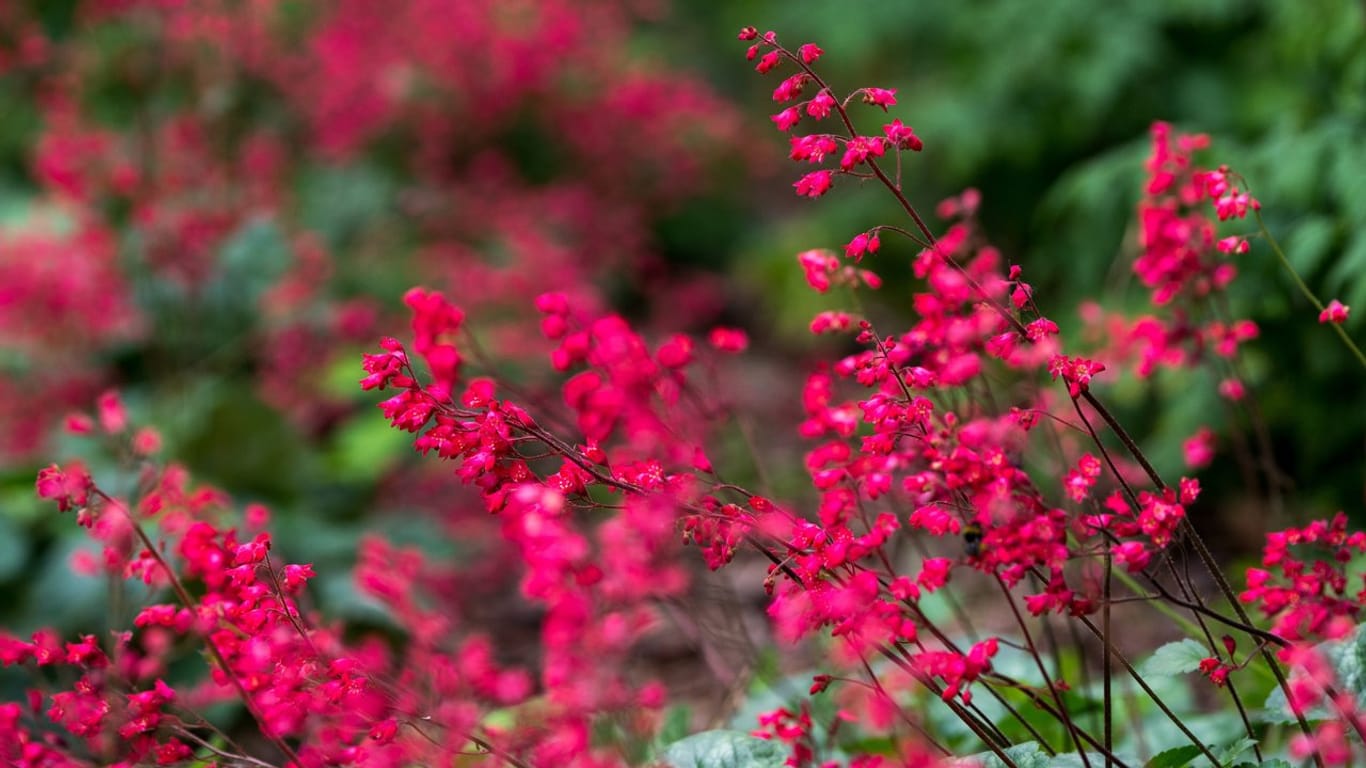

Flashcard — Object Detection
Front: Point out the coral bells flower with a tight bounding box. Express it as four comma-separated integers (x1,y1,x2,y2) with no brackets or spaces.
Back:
708,327,748,352
1240,512,1366,644
860,87,897,111
1047,355,1106,398
1198,656,1230,686
1112,541,1152,572
35,463,93,514
1320,300,1350,324
797,248,835,289
805,90,836,119
839,136,887,170
1062,454,1102,502
771,106,802,132
794,169,834,198
789,134,838,163
1183,427,1215,469
913,638,999,704
96,389,128,433
1217,236,1250,254
844,231,880,261
882,119,922,151
772,73,808,102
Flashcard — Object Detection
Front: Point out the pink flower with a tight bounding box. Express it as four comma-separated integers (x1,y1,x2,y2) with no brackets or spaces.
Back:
1047,355,1106,398
1183,427,1215,469
861,87,897,111
805,90,835,119
771,106,802,131
793,170,834,198
797,43,823,64
1319,300,1350,324
1218,378,1246,401
97,390,127,433
839,136,886,170
798,249,840,292
882,119,922,151
1216,236,1249,254
788,133,837,163
1112,541,1151,572
656,334,694,369
771,73,808,102
36,464,93,513
708,327,748,352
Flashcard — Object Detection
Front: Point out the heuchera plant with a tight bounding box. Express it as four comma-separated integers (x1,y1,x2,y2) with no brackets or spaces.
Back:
7,20,1366,768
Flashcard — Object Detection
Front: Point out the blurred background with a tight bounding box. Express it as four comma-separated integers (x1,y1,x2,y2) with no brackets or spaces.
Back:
0,0,1362,725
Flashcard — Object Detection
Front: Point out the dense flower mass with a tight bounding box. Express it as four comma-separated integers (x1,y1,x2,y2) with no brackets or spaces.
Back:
5,12,1366,768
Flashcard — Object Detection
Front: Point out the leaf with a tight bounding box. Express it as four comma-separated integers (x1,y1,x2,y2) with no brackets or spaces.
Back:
955,741,1051,768
660,730,787,768
1145,745,1201,768
656,706,693,750
1138,639,1210,677
1044,752,1112,768
1214,736,1258,766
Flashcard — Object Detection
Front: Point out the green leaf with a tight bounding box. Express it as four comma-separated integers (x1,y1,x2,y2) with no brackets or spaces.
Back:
1047,753,1115,768
1138,639,1210,677
1145,745,1201,768
957,741,1051,768
656,705,694,749
1214,736,1258,766
660,730,787,768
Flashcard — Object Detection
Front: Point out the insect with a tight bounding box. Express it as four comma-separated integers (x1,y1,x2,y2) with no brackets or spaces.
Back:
962,521,983,558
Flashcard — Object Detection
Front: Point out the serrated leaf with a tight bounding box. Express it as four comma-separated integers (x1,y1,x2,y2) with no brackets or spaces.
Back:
1215,736,1258,766
1138,639,1210,677
955,741,1051,768
1145,745,1201,768
660,730,787,768
1045,751,1111,768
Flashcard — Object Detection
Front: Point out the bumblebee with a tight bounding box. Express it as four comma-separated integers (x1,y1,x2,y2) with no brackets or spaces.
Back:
962,522,983,558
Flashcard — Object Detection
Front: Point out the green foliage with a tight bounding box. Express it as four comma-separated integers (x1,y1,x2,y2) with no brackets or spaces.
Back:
660,730,788,768
1139,639,1213,677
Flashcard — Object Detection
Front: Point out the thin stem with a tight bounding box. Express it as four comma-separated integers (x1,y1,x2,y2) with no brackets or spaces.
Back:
1166,558,1262,762
1103,549,1113,768
1076,615,1222,767
995,576,1095,768
1251,208,1366,370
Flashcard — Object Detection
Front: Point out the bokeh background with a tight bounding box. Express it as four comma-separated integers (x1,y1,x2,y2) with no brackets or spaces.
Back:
1,0,1362,725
